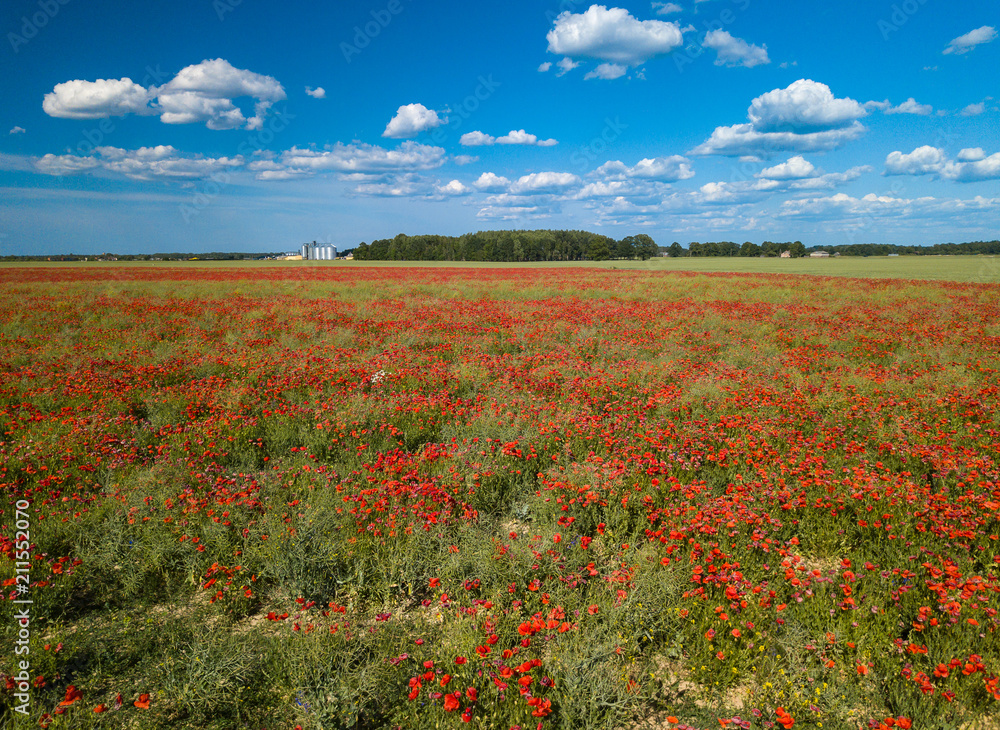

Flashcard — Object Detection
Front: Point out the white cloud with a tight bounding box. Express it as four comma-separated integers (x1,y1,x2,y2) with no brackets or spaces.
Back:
692,79,867,155
453,155,478,165
556,57,581,76
943,25,997,55
460,131,496,146
437,180,470,196
155,59,285,130
885,145,1000,182
383,103,446,138
34,154,103,176
784,166,871,190
43,78,154,119
884,97,933,115
748,79,866,133
473,172,512,191
780,192,1000,220
546,5,684,66
592,155,694,182
351,176,428,197
757,155,816,180
961,102,986,116
884,145,949,176
509,171,581,194
577,180,632,197
958,147,985,162
497,129,557,145
9,126,25,135
460,129,558,146
538,62,552,72
584,63,628,80
32,145,243,180
691,122,865,156
702,30,770,68
275,141,446,177
651,2,682,14
629,155,694,181
43,59,287,130
305,86,326,99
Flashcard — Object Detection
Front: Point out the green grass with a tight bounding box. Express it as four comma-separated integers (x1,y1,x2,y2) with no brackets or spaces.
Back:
3,255,999,283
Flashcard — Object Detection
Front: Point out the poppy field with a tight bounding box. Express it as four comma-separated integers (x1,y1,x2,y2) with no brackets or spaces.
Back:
1,264,999,730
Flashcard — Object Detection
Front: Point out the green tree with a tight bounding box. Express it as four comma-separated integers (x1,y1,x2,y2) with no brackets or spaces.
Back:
668,242,684,258
632,234,659,260
740,241,761,257
587,237,611,260
616,236,637,260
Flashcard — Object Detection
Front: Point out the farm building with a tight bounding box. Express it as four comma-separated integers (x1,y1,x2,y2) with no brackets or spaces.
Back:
301,242,337,260
810,251,831,258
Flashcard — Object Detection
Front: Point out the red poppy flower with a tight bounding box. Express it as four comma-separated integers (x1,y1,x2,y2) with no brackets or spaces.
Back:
134,693,151,709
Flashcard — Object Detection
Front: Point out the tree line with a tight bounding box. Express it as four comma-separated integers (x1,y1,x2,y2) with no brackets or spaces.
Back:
352,230,660,262
808,240,1000,257
668,241,807,257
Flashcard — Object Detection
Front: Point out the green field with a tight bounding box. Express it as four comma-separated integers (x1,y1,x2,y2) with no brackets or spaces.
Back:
5,255,998,283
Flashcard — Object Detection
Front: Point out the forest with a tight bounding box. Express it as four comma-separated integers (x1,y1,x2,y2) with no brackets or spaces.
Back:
352,230,659,261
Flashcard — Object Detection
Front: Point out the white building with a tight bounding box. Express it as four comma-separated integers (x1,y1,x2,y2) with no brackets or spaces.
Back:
810,251,830,258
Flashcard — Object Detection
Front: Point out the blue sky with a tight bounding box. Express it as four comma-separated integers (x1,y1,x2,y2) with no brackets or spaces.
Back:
1,0,997,254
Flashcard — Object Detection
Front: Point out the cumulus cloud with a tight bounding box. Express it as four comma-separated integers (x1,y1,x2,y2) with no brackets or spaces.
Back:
692,79,867,155
556,57,581,76
702,30,770,68
155,59,286,130
595,155,695,182
885,145,1000,182
546,5,684,66
43,78,154,119
509,171,581,194
460,129,558,146
32,145,243,180
274,141,446,177
9,126,25,134
943,25,997,55
957,147,985,162
473,172,512,191
748,79,866,133
757,155,816,180
383,103,446,138
43,59,286,130
584,63,628,80
780,192,1000,220
305,86,326,99
961,102,986,116
885,97,933,115
691,123,865,156
538,62,552,72
651,1,682,14
436,180,470,196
